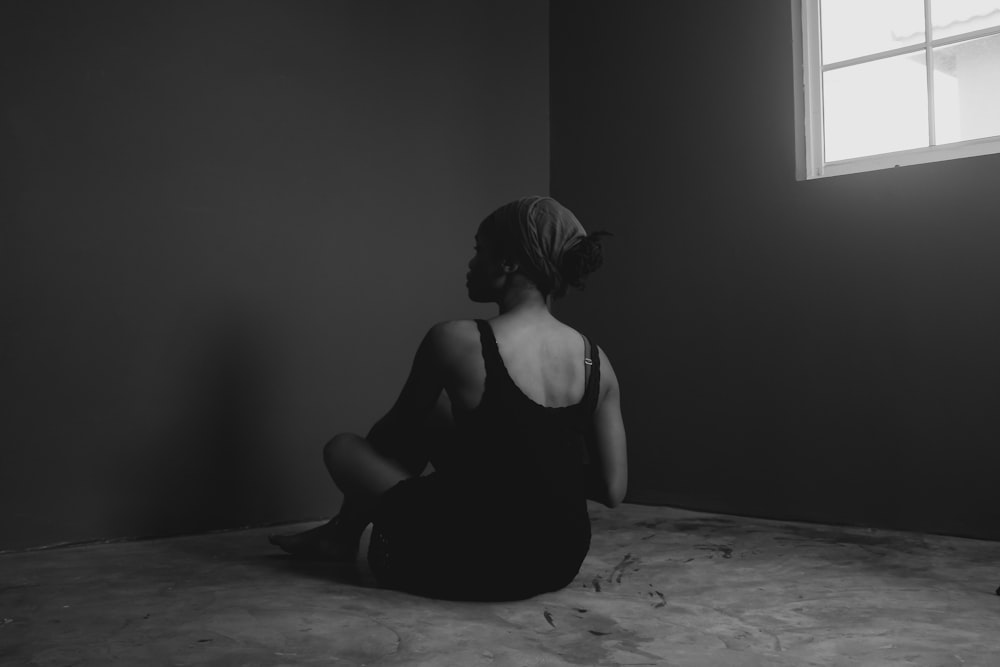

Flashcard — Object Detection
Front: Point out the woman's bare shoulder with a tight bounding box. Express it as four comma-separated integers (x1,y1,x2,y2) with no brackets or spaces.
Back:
427,319,479,340
424,319,481,360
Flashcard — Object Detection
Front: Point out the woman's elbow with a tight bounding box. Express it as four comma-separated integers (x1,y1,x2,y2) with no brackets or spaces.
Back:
604,480,627,508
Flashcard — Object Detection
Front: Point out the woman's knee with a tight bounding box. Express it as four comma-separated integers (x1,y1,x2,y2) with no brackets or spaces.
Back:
324,432,362,464
322,431,409,497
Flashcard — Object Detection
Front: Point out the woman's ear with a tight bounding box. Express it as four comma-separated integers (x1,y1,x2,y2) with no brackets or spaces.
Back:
501,259,520,275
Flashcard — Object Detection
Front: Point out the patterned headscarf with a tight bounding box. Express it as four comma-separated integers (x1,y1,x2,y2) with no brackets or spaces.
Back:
482,196,587,296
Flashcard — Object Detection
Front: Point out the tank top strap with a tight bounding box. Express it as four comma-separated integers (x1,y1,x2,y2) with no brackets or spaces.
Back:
582,334,601,409
474,319,505,380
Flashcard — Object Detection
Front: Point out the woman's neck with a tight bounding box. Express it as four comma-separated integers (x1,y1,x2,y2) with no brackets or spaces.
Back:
496,279,551,316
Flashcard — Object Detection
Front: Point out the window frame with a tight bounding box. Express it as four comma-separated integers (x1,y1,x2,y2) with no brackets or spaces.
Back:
796,0,1000,179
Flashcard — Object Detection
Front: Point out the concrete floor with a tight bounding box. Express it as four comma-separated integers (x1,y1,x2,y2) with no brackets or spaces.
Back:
2,503,999,666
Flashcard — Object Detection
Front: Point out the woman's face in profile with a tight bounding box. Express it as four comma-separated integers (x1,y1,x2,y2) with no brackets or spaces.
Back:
466,226,504,303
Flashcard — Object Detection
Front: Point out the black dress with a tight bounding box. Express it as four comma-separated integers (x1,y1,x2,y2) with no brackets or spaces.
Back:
367,319,600,601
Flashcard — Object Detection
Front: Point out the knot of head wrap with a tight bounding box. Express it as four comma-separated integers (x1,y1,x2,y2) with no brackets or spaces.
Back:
484,196,587,295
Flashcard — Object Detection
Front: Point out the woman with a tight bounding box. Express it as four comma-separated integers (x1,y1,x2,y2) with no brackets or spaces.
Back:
271,196,627,601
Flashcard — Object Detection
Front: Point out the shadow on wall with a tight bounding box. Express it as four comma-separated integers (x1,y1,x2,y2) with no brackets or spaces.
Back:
124,311,285,538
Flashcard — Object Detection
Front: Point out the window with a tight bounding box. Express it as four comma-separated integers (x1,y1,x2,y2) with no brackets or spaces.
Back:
796,0,1000,178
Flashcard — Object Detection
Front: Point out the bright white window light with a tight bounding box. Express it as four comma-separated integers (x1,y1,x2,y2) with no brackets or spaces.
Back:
797,0,1000,178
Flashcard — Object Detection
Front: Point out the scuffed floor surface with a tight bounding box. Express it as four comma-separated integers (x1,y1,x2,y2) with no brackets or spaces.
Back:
2,504,1000,666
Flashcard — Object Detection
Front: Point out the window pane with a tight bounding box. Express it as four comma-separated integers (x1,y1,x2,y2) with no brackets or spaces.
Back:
931,0,1000,40
824,54,929,161
821,0,925,64
933,33,1000,144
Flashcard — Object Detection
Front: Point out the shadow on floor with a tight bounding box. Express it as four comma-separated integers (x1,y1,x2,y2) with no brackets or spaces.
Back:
255,552,383,591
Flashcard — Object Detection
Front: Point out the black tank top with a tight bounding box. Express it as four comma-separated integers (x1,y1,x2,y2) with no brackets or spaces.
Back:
446,319,601,519
367,319,600,599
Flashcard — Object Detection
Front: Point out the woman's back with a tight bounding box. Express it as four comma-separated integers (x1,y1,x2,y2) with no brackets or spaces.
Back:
444,312,598,413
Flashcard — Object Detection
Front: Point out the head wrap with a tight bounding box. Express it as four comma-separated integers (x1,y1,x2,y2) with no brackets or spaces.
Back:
482,196,587,296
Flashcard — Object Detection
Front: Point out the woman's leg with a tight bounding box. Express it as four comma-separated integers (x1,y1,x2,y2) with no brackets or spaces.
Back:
323,432,412,507
329,398,457,540
269,432,410,559
270,394,456,560
366,392,455,476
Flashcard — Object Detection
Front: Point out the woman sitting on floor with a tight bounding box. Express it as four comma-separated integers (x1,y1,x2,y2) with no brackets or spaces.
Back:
270,196,628,601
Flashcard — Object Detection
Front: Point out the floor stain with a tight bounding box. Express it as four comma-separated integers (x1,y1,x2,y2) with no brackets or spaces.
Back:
696,544,733,559
775,524,918,549
608,553,639,584
671,518,736,532
645,589,667,608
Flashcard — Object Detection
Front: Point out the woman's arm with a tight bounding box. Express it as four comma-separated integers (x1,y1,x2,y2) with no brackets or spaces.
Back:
585,346,628,507
366,322,455,451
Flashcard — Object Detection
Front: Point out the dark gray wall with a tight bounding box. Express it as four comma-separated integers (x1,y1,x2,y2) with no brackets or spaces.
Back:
1,0,548,551
551,1,1000,540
